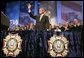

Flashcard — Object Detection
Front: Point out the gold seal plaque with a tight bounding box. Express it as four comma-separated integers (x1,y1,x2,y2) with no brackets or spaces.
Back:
2,33,22,57
48,35,69,57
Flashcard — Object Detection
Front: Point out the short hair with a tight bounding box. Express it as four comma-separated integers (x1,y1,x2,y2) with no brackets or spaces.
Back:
39,8,45,11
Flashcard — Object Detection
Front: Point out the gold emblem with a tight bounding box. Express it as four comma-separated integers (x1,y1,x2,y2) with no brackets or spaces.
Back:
2,33,22,57
48,35,69,57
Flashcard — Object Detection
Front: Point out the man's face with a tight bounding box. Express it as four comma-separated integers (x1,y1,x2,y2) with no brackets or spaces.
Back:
74,19,78,24
39,8,45,15
63,22,69,27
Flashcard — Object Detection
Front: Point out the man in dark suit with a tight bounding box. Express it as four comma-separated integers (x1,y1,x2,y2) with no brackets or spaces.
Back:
71,18,83,31
27,4,50,57
28,3,49,30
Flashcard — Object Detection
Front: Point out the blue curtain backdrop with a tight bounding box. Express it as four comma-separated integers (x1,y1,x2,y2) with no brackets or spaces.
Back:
5,1,38,27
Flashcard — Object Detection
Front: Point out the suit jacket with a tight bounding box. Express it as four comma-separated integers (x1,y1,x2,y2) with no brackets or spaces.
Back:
71,25,83,31
29,12,49,30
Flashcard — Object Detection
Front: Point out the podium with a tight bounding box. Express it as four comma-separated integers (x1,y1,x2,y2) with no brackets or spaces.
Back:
1,11,10,30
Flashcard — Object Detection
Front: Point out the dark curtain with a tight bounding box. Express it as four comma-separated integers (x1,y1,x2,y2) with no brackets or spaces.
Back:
1,30,83,57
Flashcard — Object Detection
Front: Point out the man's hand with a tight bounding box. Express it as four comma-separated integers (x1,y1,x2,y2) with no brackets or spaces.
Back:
27,3,32,10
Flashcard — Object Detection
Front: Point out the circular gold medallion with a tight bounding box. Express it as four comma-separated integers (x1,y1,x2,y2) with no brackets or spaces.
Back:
2,33,22,57
48,35,69,57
